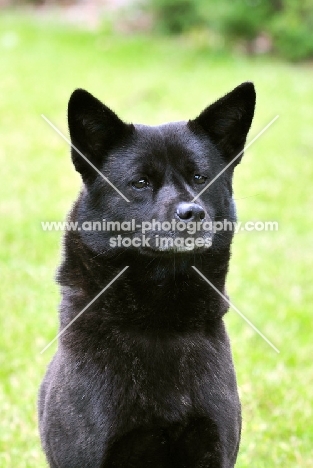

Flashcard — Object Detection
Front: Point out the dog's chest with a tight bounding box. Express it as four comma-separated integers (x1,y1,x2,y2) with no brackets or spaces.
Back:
98,332,223,425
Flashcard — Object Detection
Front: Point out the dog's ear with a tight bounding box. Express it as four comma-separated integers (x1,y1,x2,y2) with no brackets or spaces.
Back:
68,89,133,181
190,82,256,164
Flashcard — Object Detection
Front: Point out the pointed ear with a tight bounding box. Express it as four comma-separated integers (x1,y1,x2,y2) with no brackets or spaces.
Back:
190,82,256,164
68,89,133,180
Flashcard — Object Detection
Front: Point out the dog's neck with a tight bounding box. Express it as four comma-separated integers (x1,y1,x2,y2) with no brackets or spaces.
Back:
58,231,232,333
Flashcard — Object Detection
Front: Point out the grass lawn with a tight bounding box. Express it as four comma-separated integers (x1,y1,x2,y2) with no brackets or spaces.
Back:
0,12,312,468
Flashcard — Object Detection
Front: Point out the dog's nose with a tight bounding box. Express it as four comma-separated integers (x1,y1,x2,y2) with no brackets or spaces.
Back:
176,202,205,222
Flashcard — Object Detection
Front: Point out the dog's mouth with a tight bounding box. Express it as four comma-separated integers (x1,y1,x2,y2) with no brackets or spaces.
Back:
147,235,212,253
138,244,211,257
109,231,213,256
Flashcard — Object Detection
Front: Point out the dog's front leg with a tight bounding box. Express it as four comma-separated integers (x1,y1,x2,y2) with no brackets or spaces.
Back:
101,426,173,468
171,416,239,468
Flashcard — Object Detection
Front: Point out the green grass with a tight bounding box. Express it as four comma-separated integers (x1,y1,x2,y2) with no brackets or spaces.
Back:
0,12,312,467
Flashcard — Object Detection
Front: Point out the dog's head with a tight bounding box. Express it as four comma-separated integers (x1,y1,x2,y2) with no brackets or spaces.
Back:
67,83,255,257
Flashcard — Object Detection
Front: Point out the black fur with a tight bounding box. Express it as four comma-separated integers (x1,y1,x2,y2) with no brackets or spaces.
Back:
39,82,256,467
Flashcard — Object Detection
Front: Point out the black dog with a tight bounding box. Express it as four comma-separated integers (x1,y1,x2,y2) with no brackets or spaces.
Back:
39,82,255,467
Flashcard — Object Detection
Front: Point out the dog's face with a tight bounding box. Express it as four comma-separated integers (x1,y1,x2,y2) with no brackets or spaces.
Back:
67,84,255,256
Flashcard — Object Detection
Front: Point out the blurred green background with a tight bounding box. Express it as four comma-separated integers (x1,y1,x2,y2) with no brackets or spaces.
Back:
0,1,312,467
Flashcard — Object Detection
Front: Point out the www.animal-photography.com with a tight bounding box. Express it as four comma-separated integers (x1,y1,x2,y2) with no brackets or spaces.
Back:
1,1,312,467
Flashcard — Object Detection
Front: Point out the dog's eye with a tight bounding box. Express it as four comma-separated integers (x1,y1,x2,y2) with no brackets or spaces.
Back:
194,174,207,185
132,178,149,190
